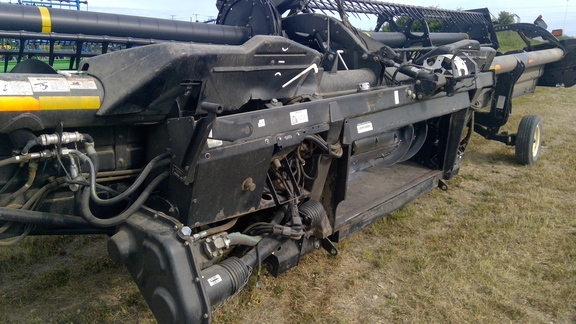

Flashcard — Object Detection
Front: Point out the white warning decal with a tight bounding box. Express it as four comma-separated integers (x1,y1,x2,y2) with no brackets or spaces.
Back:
207,274,223,287
394,90,400,105
258,119,266,128
357,121,374,134
68,77,97,90
290,109,309,126
28,77,70,92
0,81,33,96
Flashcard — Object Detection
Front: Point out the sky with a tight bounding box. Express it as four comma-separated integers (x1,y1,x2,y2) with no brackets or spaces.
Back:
78,0,574,37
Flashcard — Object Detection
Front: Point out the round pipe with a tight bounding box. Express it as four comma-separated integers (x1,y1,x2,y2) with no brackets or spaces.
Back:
0,3,250,45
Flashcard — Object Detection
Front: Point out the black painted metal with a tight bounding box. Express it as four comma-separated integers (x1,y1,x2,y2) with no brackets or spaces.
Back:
0,3,250,44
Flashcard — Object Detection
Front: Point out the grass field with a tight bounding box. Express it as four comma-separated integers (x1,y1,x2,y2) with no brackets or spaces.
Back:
0,85,574,323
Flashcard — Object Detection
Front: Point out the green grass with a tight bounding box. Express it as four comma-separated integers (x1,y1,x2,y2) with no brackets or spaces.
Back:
1,58,78,72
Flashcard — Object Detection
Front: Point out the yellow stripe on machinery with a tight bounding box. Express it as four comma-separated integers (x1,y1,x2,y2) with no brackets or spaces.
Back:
0,96,100,111
38,6,52,33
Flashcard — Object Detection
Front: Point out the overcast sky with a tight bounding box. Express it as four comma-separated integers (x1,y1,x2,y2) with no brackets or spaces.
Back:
84,0,575,37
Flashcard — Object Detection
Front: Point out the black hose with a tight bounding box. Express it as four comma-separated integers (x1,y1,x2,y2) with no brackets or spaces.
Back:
0,163,23,194
21,137,42,155
304,135,343,158
0,207,91,227
0,223,33,246
80,171,169,227
81,133,94,143
88,152,170,206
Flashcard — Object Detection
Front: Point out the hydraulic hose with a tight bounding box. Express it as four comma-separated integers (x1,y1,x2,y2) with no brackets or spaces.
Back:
0,162,38,207
87,152,170,206
0,207,90,227
227,232,261,247
0,155,35,168
80,171,169,227
304,135,343,158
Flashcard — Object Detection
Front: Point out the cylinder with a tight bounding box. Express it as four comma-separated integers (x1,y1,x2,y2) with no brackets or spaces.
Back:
365,32,468,47
0,3,250,45
490,48,564,75
0,70,104,132
319,69,377,93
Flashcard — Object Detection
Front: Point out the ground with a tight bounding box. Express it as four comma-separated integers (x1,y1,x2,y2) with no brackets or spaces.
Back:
0,86,575,323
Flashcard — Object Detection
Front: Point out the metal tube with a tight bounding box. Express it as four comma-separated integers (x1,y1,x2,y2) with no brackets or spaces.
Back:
490,48,564,75
365,32,468,47
0,3,250,45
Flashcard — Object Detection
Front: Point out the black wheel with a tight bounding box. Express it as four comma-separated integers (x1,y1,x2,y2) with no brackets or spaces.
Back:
515,115,542,165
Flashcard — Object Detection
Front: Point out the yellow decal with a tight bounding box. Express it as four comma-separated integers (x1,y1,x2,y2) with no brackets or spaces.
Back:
0,96,100,111
39,96,101,110
38,6,52,33
490,64,501,71
0,97,40,111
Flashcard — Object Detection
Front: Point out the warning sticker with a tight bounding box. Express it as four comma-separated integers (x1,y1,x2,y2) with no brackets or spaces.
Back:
68,77,97,90
28,77,70,93
496,95,506,109
357,121,374,134
0,81,33,96
290,109,309,125
207,274,223,287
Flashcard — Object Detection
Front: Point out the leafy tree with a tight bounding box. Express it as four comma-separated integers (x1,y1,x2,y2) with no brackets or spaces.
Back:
496,11,514,25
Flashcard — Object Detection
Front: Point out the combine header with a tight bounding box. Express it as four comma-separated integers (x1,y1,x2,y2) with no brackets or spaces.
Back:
0,0,574,322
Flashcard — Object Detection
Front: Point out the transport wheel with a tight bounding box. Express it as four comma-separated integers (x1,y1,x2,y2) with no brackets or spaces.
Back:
515,115,542,165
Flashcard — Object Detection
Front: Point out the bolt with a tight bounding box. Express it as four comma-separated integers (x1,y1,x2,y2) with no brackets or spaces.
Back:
184,165,190,171
180,226,192,236
174,225,179,230
264,139,270,145
205,153,211,159
362,53,368,60
195,277,200,282
118,158,124,164
314,241,320,249
327,54,334,61
204,314,209,319
277,136,282,142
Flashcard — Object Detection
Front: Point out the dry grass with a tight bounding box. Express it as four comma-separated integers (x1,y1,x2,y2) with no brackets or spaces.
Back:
0,86,575,323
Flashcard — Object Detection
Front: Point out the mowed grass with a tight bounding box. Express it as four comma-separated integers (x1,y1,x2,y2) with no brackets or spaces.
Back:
0,86,575,323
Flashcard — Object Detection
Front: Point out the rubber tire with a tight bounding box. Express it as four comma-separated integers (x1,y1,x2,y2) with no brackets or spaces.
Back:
515,115,542,165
